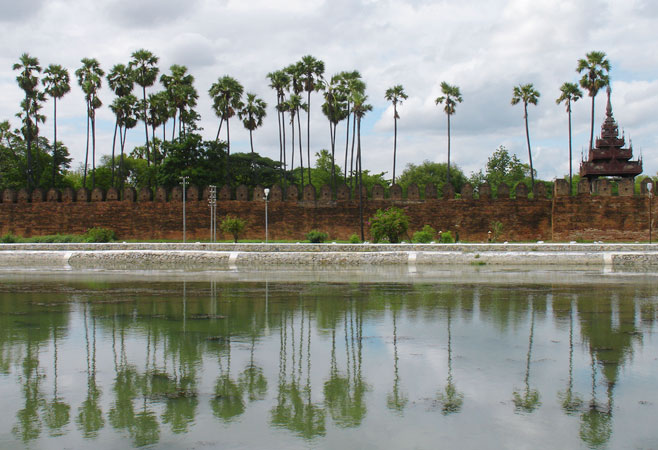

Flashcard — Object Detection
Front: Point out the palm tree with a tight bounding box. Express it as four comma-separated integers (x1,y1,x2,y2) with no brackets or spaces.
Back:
577,51,610,152
42,64,71,188
322,74,349,191
267,70,291,183
239,93,267,153
110,94,138,190
285,63,305,185
556,82,583,191
129,49,159,167
511,83,540,191
107,64,134,186
13,53,42,190
436,82,463,188
208,75,244,153
351,91,372,241
75,58,104,188
286,94,307,187
160,65,198,141
385,85,408,185
299,55,325,185
147,91,171,165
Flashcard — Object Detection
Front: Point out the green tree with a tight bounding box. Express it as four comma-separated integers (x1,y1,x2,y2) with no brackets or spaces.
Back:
239,93,267,154
337,71,365,188
556,82,583,190
107,63,134,187
480,145,532,194
283,94,307,188
322,74,349,191
129,49,160,167
299,55,325,185
75,58,104,188
109,94,139,190
160,65,198,141
146,91,171,164
577,51,610,152
385,85,408,185
352,91,373,241
220,215,247,243
13,53,43,190
369,207,410,243
397,160,467,196
266,70,291,181
511,83,540,190
435,82,463,189
42,64,71,189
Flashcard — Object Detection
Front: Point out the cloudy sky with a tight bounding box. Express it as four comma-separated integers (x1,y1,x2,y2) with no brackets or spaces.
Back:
1,0,657,182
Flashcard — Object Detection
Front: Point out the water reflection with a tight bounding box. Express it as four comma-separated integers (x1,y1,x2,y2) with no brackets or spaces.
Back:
0,276,657,449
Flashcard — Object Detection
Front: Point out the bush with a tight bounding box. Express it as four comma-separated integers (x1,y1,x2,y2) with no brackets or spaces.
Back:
412,225,436,243
369,207,410,243
439,231,454,243
306,229,328,243
220,215,246,243
491,221,504,242
349,233,360,244
0,233,20,243
84,227,116,243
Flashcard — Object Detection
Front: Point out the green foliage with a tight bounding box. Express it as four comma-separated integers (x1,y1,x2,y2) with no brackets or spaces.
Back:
412,225,436,243
491,221,504,242
397,161,466,196
0,233,20,243
306,229,328,243
439,231,454,243
349,233,360,244
220,215,246,243
469,145,533,196
368,207,410,243
84,227,116,243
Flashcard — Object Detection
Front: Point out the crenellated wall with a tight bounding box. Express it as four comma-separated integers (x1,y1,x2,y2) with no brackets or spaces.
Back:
0,179,654,242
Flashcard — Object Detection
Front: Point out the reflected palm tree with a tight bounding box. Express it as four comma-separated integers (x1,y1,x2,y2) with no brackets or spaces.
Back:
211,338,245,422
42,326,70,436
76,305,105,438
386,306,408,413
557,299,583,415
12,334,43,442
239,333,268,402
437,305,463,415
513,298,541,413
579,353,612,448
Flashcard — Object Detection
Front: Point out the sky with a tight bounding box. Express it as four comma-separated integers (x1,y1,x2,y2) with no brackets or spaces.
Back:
1,0,657,182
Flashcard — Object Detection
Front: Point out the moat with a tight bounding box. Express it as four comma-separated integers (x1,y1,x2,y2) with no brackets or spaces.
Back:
1,267,657,449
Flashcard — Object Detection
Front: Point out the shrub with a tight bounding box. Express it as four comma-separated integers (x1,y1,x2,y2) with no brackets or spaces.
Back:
306,229,328,243
491,221,504,242
412,225,436,243
349,233,360,244
0,233,20,243
439,231,454,243
369,207,410,243
220,215,246,243
84,227,116,243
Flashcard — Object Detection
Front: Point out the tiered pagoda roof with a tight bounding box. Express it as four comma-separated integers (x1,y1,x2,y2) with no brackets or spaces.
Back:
580,86,642,180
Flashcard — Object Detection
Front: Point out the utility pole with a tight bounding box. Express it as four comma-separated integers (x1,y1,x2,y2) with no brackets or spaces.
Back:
209,185,217,243
180,176,189,243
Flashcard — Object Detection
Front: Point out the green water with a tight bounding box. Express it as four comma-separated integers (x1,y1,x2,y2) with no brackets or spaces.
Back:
1,269,657,449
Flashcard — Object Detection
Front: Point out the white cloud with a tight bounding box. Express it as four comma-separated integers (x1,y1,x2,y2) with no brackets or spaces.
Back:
1,0,656,180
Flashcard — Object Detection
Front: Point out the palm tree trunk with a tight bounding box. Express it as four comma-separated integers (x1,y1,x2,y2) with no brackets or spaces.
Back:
215,118,224,142
119,125,125,192
330,121,336,193
91,110,96,189
447,113,451,188
51,99,57,188
282,108,287,186
297,109,304,187
249,129,254,153
589,95,595,152
307,91,312,185
111,119,118,188
290,117,295,182
344,107,351,185
392,104,398,184
25,94,33,190
524,103,534,191
357,117,364,241
83,101,90,188
567,103,572,195
142,86,150,166
171,112,177,143
276,97,283,184
350,114,357,190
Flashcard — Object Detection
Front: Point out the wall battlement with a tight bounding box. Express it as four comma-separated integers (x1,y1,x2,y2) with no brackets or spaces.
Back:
1,179,654,242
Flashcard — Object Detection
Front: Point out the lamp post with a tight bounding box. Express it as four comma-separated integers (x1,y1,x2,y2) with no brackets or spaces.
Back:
208,185,216,243
264,188,270,243
648,181,653,244
180,176,188,243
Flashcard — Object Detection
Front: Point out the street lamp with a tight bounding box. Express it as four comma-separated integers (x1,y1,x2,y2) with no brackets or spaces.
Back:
648,181,653,244
208,185,217,243
264,188,270,243
180,176,189,243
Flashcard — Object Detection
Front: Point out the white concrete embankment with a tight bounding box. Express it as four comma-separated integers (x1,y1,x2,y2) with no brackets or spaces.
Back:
1,243,658,270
